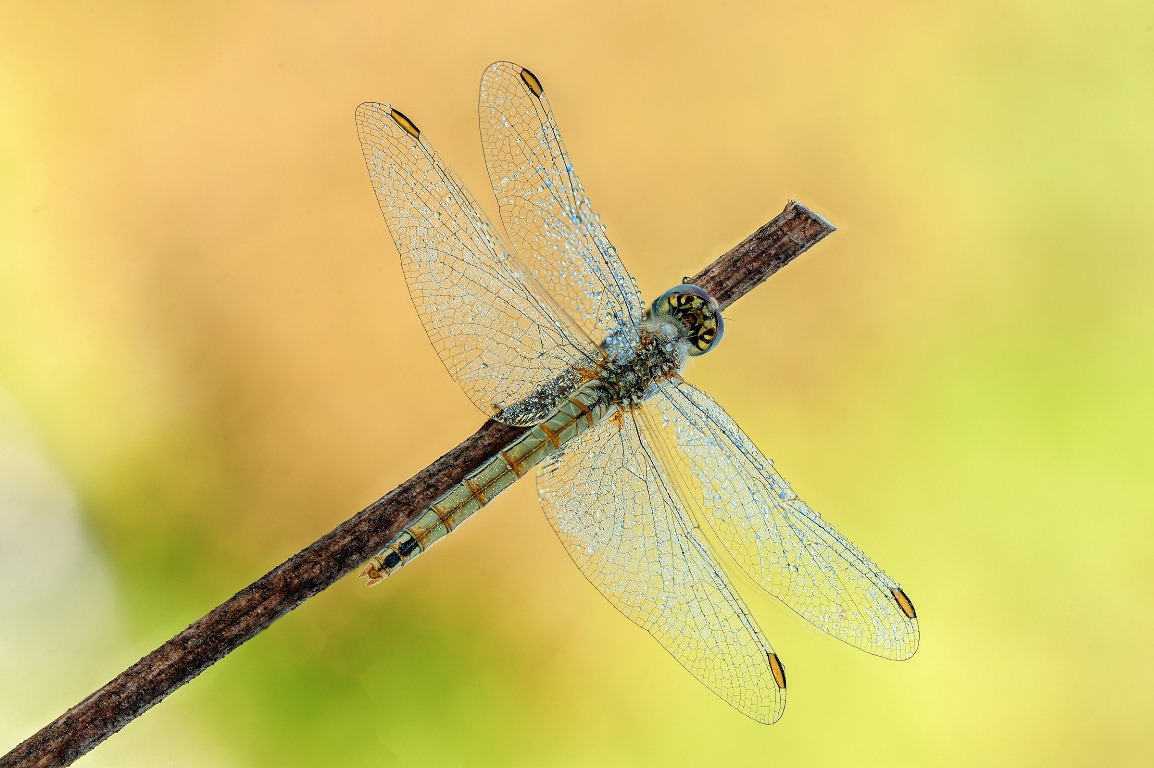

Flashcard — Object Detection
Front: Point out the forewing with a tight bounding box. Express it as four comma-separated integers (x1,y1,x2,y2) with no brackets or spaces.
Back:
648,379,920,660
479,61,645,351
356,102,601,425
537,409,787,724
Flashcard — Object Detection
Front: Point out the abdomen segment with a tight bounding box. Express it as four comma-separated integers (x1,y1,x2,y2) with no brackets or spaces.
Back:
360,382,614,585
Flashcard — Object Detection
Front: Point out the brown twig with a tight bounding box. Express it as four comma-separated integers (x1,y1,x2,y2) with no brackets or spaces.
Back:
689,201,836,311
0,200,835,768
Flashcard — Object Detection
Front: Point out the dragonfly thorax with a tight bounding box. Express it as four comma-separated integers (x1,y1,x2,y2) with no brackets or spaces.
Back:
597,320,686,408
597,285,723,408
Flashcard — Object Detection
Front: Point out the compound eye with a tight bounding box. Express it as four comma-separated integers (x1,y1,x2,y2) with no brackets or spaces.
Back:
687,312,722,355
694,325,718,353
651,284,724,355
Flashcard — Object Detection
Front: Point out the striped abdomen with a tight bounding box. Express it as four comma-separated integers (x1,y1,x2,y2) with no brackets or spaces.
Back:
360,381,614,585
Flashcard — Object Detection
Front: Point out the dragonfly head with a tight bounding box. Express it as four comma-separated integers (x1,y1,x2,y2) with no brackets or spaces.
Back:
650,284,724,356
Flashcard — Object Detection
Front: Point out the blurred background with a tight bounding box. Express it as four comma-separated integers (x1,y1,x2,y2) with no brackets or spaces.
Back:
2,1,1152,765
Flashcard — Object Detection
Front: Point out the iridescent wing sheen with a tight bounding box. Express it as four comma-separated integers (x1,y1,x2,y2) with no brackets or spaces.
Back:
646,378,920,660
537,408,787,724
356,103,602,426
479,61,645,351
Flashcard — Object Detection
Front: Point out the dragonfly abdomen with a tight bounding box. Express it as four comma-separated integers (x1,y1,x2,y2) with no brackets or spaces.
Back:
361,382,614,586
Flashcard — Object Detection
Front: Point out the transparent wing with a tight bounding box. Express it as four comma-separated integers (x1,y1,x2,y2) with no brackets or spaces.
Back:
479,61,645,351
647,378,920,660
537,408,787,724
356,102,602,425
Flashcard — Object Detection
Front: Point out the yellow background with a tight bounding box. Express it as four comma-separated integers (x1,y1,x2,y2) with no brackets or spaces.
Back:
2,2,1152,765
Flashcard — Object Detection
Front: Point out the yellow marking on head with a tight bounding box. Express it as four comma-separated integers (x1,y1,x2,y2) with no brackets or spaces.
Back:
891,587,917,619
520,67,544,97
695,327,716,351
768,653,787,689
389,108,421,140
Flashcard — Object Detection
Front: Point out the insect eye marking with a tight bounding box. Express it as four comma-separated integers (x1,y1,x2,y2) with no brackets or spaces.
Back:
651,285,724,355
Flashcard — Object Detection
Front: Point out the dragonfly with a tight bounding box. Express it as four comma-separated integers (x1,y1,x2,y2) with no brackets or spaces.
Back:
355,61,919,724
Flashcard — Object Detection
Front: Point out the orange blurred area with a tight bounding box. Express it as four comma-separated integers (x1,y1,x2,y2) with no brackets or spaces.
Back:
2,1,1153,766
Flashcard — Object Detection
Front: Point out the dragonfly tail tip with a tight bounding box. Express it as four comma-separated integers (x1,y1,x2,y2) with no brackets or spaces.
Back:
359,562,385,587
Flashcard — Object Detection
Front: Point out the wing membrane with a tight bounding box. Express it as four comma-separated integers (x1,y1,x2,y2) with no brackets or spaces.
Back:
537,409,786,724
647,379,920,660
479,61,645,351
356,103,600,425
